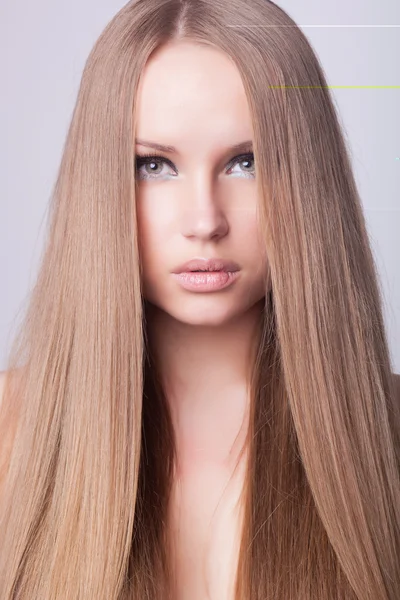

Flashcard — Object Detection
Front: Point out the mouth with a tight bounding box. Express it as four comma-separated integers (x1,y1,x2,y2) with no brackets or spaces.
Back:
173,258,240,274
171,269,240,292
190,269,222,272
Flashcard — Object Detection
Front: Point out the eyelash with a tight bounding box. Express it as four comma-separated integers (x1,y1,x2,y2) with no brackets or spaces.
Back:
135,152,255,180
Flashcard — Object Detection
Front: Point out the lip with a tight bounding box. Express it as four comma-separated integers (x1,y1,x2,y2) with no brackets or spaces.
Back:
172,257,240,274
171,270,240,292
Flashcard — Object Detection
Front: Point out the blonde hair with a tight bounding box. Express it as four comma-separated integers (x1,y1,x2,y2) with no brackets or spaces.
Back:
1,0,399,598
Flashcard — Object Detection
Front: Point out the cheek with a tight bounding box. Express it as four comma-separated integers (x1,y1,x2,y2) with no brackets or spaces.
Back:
137,203,167,255
235,210,262,252
236,212,269,277
137,210,158,278
136,189,177,238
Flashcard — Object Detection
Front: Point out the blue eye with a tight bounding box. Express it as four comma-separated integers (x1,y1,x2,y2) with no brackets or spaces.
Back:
135,152,256,180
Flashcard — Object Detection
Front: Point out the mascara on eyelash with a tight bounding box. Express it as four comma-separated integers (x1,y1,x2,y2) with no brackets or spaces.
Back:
135,152,255,173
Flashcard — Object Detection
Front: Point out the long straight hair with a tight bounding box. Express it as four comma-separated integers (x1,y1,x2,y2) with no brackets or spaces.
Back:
0,0,399,598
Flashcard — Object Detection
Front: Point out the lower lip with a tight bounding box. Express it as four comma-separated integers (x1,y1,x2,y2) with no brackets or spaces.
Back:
171,270,239,292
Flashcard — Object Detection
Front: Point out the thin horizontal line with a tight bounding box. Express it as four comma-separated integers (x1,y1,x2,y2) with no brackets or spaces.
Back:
226,25,400,28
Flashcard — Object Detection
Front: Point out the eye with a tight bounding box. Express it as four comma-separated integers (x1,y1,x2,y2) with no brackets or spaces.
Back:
226,153,255,178
134,151,256,181
135,153,176,181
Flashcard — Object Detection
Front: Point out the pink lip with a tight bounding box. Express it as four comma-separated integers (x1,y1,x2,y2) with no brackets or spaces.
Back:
172,257,240,274
172,270,239,292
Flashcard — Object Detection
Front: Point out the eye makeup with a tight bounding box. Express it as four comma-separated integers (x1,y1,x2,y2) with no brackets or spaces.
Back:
134,151,256,180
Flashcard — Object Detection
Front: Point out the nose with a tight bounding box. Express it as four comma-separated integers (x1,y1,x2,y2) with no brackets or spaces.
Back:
181,176,229,241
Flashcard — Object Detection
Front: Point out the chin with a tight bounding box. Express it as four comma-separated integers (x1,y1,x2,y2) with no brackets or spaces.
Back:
163,298,246,326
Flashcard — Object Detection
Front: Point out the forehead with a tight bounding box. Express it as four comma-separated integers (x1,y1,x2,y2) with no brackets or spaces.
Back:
134,41,253,151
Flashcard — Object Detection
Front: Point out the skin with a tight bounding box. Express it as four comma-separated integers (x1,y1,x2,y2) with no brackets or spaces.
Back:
135,40,269,479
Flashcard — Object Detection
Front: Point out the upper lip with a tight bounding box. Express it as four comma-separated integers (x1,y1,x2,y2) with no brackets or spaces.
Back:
172,257,240,273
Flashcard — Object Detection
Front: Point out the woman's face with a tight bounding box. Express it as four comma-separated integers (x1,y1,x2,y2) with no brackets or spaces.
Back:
135,40,268,326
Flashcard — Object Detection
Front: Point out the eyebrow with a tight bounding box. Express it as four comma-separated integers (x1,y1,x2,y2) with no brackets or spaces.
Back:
135,138,253,154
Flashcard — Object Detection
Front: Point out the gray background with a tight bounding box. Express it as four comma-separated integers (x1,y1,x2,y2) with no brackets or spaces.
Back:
1,1,399,372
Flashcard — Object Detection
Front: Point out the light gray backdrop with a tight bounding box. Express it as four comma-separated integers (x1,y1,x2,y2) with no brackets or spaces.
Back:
1,1,399,372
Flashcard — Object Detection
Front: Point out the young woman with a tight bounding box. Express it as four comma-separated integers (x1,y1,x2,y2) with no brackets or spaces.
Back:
0,0,399,598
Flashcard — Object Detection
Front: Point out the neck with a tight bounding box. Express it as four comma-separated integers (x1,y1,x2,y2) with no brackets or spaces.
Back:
145,299,264,473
